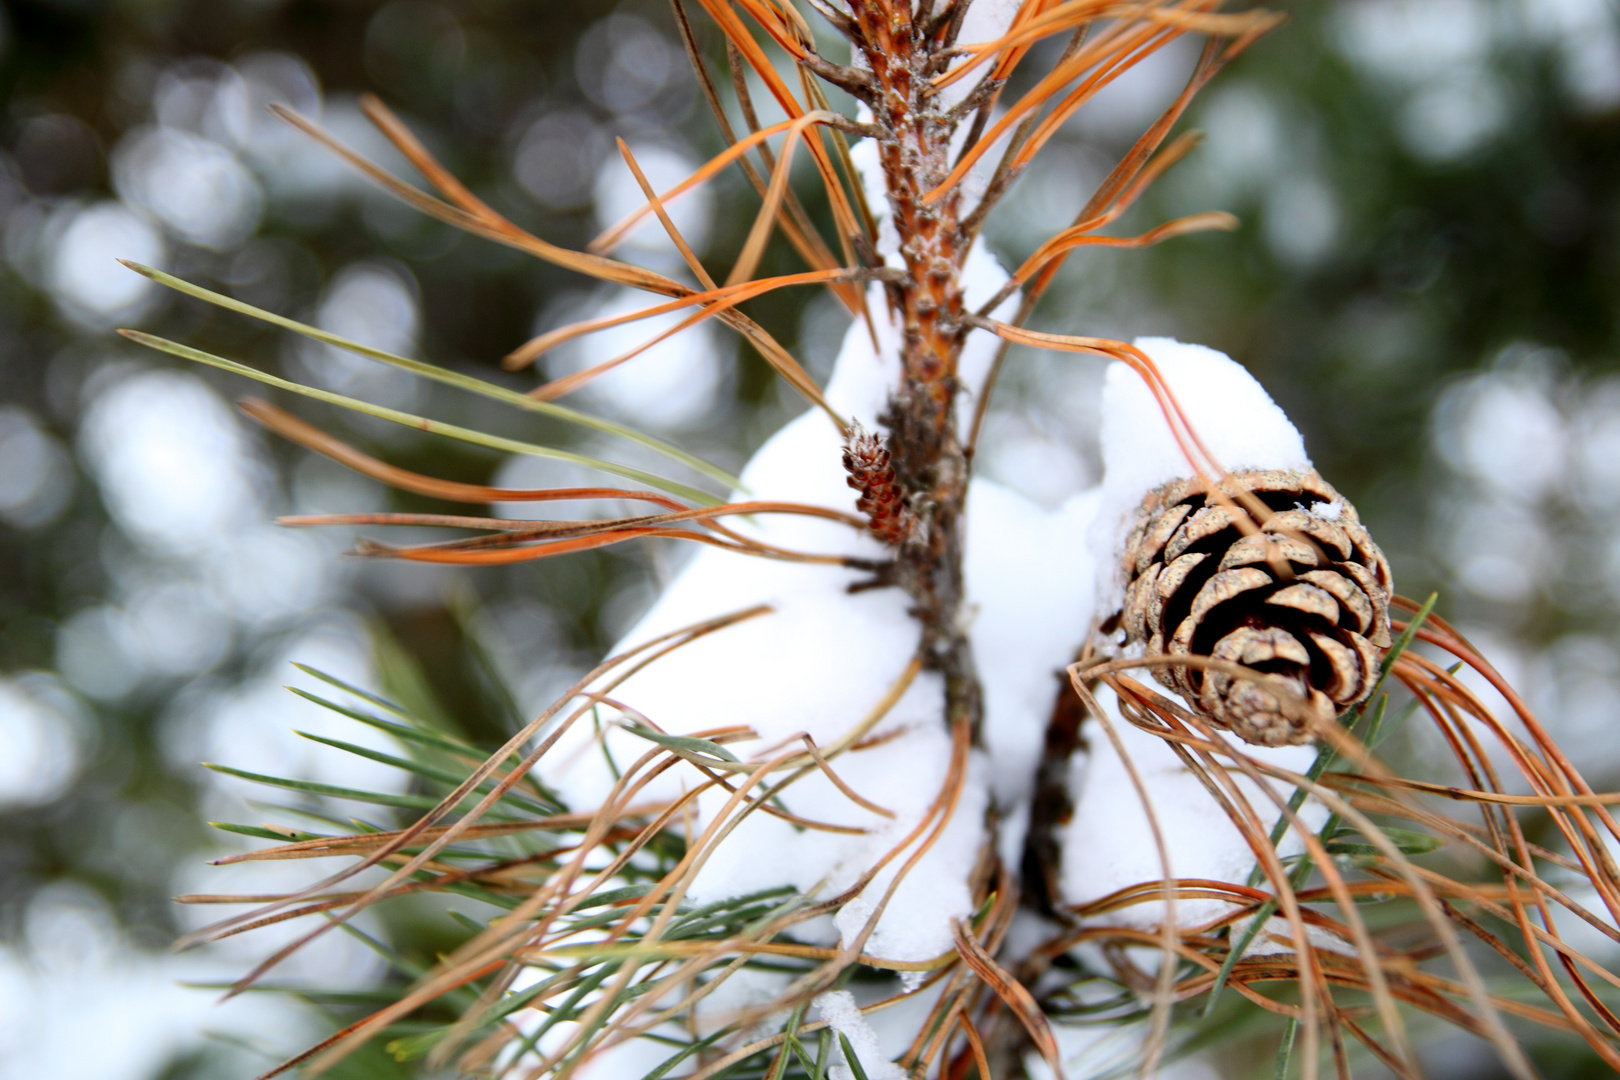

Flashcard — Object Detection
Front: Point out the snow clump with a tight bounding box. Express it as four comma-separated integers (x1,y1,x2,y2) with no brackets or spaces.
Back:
1061,339,1333,935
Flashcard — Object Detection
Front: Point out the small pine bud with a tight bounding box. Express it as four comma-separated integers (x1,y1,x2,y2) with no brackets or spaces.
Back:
842,422,914,546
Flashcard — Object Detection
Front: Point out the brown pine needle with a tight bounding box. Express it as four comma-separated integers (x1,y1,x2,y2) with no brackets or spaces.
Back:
1010,210,1238,286
589,112,834,255
269,102,844,423
615,137,717,290
503,267,889,371
953,919,1062,1077
236,397,687,511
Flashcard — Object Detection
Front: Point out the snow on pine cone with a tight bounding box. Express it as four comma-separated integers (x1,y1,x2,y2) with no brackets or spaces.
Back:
1119,467,1393,746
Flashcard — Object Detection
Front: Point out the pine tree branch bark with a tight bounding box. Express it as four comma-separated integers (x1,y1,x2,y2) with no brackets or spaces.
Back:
844,0,985,743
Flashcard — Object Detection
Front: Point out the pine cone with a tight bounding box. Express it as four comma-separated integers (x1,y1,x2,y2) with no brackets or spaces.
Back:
1117,468,1393,747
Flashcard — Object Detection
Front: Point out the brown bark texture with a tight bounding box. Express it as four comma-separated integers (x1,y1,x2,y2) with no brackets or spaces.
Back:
843,0,985,740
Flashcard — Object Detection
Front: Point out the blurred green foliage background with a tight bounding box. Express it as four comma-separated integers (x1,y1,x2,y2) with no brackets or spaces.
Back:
0,0,1615,1076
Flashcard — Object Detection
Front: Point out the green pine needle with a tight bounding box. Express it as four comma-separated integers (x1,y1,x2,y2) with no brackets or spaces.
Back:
119,260,743,492
117,327,723,506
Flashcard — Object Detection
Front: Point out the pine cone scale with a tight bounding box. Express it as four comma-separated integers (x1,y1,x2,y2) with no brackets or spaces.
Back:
1164,504,1239,563
1123,560,1161,643
1299,569,1374,635
1116,468,1394,746
1148,551,1208,657
1267,582,1339,622
1133,501,1192,574
1333,559,1393,647
1308,629,1369,701
1178,567,1274,653
1267,509,1353,559
1223,625,1312,667
1218,531,1321,571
